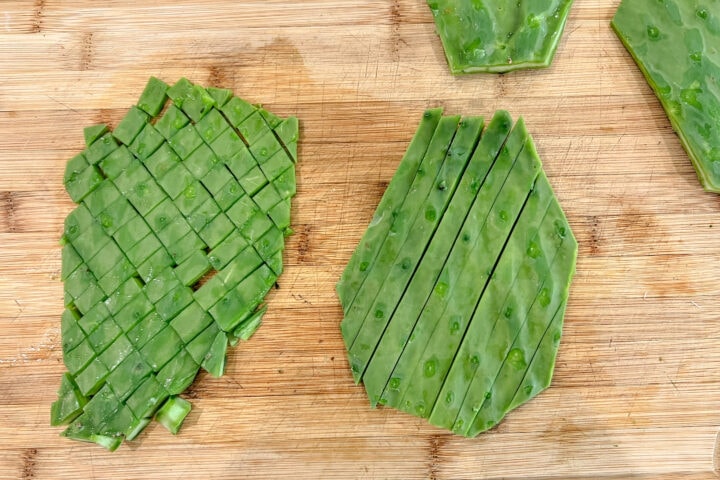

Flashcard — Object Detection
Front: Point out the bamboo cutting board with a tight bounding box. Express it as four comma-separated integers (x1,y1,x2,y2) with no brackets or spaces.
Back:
2,1,720,478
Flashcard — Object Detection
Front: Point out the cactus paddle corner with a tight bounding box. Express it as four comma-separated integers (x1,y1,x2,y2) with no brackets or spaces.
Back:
427,0,574,74
612,0,720,193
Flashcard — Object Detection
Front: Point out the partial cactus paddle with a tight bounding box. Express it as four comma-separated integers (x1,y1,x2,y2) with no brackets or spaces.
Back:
53,77,298,450
612,0,720,193
427,0,574,74
337,110,577,436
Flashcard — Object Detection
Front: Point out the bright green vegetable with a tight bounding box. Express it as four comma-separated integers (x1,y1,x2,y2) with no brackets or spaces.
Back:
427,0,574,74
340,115,460,354
611,0,720,192
346,116,484,384
338,111,576,436
53,77,299,450
362,110,512,407
336,108,443,316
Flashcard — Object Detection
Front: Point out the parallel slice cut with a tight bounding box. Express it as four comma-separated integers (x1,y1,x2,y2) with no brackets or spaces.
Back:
337,110,577,436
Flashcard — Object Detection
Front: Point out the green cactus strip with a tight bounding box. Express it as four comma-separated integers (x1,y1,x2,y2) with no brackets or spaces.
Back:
362,111,513,407
336,109,443,315
53,77,299,450
446,179,573,435
464,238,575,437
340,115,461,352
379,119,531,411
346,116,484,384
389,128,541,417
611,0,720,192
427,0,574,74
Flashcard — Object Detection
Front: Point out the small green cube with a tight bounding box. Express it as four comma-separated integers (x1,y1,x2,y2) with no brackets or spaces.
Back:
155,285,194,321
113,215,152,252
237,165,268,196
104,277,143,315
207,87,233,107
72,223,112,262
174,180,212,216
97,198,137,236
65,165,104,203
112,161,152,196
137,248,175,283
126,312,167,349
193,274,228,311
259,149,293,182
78,302,110,336
254,225,284,262
157,216,192,249
125,375,168,419
195,108,230,144
97,257,136,296
61,243,83,281
167,230,205,264
187,197,221,232
267,198,291,231
87,318,122,355
125,233,163,268
137,76,169,116
216,246,263,289
221,96,257,128
112,106,149,146
143,142,180,180
252,183,282,213
144,266,182,303
73,282,105,315
201,164,235,196
84,133,119,165
157,163,195,199
168,124,203,159
240,210,274,244
198,213,234,249
155,104,190,140
84,124,109,147
174,250,211,286
86,240,125,279
64,338,95,375
249,128,282,165
214,178,244,211
184,143,220,179
146,197,182,233
99,146,134,180
139,325,183,371
210,128,246,162
105,350,151,401
114,292,153,332
274,165,296,199
208,231,248,271
63,205,94,242
169,302,213,343
74,359,110,397
97,333,134,372
225,146,258,180
237,111,269,144
155,350,198,395
186,322,220,364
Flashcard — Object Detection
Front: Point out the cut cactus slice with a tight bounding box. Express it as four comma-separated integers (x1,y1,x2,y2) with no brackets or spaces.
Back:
427,0,574,74
337,110,577,437
611,0,720,193
53,77,299,450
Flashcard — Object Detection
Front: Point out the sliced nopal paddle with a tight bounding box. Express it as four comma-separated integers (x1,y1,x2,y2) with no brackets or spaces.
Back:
340,115,461,358
362,111,513,407
53,77,299,450
338,111,577,436
347,115,484,387
336,108,442,314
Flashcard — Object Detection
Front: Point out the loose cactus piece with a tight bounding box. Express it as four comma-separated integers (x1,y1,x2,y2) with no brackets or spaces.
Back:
53,77,299,450
338,110,577,436
612,0,720,193
427,0,574,74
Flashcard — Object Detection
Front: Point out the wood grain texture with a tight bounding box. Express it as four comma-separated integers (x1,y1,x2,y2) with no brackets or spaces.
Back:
1,1,719,478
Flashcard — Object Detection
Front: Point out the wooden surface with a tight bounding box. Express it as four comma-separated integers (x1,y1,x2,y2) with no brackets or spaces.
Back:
1,1,720,478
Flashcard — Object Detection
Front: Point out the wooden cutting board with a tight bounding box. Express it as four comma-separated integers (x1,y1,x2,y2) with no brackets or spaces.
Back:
2,1,720,478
